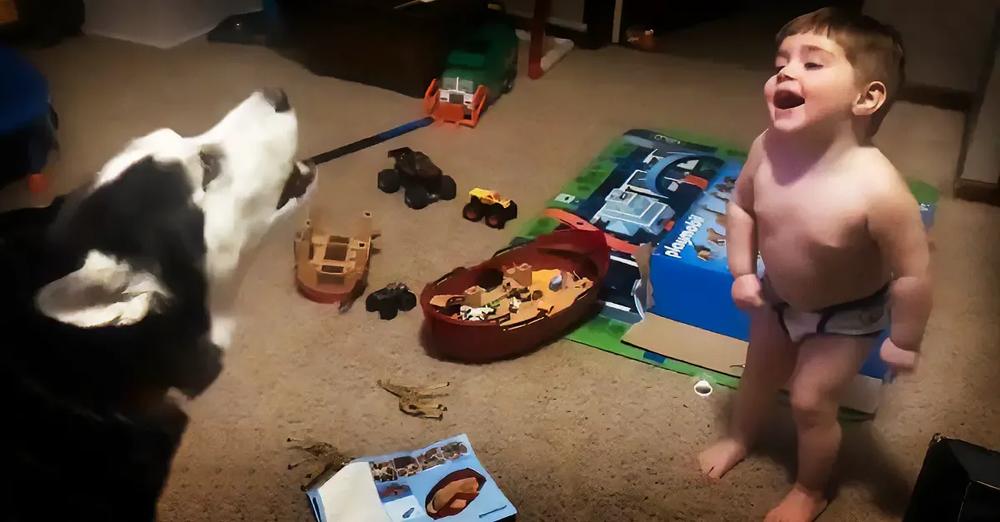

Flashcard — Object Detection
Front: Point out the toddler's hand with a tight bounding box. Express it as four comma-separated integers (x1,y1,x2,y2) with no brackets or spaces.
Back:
731,274,765,309
880,337,919,374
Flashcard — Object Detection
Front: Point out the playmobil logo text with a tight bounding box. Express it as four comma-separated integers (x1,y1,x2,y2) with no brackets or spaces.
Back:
664,214,705,258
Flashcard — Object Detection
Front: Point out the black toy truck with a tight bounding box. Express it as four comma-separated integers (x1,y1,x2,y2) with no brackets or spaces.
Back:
365,282,418,320
377,147,457,209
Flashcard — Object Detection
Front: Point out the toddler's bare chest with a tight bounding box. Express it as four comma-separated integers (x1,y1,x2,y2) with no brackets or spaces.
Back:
753,173,871,249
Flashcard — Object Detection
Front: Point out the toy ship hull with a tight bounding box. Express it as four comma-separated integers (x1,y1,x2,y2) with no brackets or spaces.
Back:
419,229,610,362
294,211,378,308
296,274,368,304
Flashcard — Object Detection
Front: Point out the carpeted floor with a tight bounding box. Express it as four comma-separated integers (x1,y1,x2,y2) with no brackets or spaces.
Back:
4,9,999,521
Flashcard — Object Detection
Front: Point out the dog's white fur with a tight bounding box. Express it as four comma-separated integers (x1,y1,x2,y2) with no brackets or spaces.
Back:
35,91,314,348
36,250,171,327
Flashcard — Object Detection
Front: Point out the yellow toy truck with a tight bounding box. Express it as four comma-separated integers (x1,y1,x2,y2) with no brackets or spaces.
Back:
462,188,518,229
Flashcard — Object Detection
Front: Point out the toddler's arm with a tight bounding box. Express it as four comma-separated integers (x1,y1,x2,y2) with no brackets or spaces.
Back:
727,133,764,308
868,176,932,370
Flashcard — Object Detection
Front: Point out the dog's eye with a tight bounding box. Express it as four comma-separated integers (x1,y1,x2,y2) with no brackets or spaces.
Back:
199,150,222,189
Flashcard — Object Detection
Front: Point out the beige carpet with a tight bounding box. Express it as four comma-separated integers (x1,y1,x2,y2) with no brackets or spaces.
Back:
5,15,999,522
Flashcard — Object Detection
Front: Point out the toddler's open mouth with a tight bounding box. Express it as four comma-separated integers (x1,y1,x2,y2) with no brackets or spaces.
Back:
773,90,805,110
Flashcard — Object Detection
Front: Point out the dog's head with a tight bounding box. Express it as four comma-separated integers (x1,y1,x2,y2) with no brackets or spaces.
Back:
34,90,315,347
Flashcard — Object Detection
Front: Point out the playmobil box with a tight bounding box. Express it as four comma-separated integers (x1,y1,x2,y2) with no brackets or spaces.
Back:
306,434,515,522
523,129,755,325
645,152,754,340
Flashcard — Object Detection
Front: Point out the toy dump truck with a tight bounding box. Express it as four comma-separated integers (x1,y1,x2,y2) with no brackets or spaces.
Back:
462,188,517,229
423,22,518,128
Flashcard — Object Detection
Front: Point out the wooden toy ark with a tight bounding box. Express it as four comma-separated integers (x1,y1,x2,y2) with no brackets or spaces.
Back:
294,210,378,308
420,229,610,362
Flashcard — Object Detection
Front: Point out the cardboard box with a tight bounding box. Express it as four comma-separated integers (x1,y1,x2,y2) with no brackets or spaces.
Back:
645,159,757,340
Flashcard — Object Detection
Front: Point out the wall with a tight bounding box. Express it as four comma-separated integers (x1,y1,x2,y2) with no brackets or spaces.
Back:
84,0,261,49
960,42,999,183
506,0,588,31
864,0,996,93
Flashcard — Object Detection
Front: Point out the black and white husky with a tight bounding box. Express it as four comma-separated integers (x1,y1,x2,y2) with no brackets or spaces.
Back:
0,90,315,521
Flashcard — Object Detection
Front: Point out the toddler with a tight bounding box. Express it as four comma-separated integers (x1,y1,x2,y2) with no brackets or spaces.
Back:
697,8,931,522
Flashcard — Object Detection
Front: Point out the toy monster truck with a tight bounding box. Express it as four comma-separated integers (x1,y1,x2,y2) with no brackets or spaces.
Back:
365,282,418,320
462,188,518,229
377,147,457,209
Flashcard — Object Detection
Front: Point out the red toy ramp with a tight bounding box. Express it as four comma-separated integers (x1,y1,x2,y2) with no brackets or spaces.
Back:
420,229,610,363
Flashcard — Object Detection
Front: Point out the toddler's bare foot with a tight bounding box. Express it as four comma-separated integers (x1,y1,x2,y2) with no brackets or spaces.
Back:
764,483,828,522
698,437,748,479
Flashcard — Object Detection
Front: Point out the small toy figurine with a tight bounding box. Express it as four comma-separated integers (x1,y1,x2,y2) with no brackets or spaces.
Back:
378,147,457,209
462,188,518,229
377,380,449,420
365,282,418,320
458,305,495,321
286,437,352,491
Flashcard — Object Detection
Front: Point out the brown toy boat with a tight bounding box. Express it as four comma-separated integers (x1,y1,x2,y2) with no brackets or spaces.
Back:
420,229,610,362
294,210,378,308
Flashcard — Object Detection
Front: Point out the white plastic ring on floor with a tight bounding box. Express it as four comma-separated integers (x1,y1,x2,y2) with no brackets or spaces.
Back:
693,379,714,397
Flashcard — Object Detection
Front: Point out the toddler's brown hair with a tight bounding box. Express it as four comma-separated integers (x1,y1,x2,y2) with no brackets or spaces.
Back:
778,7,905,135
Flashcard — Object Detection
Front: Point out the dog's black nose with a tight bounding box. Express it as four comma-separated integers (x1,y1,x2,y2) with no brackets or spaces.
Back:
261,88,290,112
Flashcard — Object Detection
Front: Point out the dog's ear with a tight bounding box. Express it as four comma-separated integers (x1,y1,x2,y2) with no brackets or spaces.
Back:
35,250,170,328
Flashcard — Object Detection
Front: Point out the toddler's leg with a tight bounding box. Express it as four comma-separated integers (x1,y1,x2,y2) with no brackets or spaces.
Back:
699,307,796,479
764,334,871,522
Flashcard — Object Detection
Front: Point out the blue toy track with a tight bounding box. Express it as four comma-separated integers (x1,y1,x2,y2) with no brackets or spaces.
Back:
308,117,434,165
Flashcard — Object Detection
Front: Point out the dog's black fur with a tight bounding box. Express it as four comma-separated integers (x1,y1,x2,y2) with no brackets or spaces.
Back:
0,158,224,521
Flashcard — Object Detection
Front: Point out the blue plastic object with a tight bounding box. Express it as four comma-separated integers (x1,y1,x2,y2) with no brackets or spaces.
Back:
308,117,434,165
0,46,49,135
1,45,55,184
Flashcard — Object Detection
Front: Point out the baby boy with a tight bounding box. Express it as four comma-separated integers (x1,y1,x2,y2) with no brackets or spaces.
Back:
698,8,932,522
